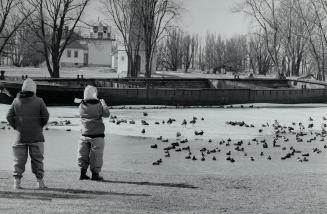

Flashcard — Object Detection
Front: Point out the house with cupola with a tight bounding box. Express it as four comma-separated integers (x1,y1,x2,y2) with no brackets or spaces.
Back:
60,22,115,67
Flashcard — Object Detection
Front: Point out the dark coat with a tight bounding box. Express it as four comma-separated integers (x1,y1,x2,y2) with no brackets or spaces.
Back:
6,92,49,143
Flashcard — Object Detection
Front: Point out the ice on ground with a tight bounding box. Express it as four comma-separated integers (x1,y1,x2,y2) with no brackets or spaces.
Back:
1,104,327,140
2,104,327,176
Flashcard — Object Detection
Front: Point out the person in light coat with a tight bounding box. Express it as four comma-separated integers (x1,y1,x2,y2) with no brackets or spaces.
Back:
6,78,49,189
78,85,110,181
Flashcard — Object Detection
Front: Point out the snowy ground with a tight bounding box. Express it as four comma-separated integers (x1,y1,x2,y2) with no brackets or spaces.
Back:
0,66,121,78
1,104,327,213
0,66,277,79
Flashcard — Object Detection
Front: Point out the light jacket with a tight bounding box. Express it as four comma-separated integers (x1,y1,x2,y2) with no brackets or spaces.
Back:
79,99,110,138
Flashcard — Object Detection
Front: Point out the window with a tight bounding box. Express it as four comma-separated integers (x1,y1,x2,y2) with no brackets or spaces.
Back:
93,26,98,33
67,50,71,58
74,50,78,58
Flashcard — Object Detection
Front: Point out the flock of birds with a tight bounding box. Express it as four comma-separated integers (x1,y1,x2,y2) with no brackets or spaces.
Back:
97,109,327,166
130,114,327,166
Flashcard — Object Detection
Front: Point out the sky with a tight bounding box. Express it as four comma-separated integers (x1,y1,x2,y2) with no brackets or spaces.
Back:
85,0,249,38
177,0,249,37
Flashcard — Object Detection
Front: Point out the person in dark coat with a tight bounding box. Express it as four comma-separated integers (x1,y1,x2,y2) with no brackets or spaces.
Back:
6,78,49,189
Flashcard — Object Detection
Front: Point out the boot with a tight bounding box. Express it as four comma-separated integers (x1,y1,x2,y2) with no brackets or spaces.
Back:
91,172,103,181
13,178,22,189
37,179,48,189
79,168,90,180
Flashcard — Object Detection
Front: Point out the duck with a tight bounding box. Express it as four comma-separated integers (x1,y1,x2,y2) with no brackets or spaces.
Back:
182,146,190,151
165,152,170,158
212,156,216,161
192,156,197,161
182,119,187,126
143,112,148,117
141,129,146,134
176,132,182,137
190,118,197,125
180,139,189,144
171,142,179,147
141,120,149,126
152,161,160,166
129,120,136,124
262,143,268,149
200,148,207,152
157,136,163,141
185,155,191,159
194,130,204,136
150,144,158,149
267,156,272,160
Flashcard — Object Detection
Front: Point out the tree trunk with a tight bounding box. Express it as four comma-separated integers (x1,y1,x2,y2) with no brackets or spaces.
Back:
145,51,152,78
52,60,60,78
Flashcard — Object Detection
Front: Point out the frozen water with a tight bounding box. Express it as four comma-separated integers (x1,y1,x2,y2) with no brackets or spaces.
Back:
2,104,327,177
2,103,327,140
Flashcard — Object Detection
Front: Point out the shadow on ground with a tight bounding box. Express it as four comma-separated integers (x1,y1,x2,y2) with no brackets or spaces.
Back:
101,179,198,189
0,187,151,201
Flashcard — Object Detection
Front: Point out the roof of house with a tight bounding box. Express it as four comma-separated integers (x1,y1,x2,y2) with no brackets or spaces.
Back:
66,40,88,50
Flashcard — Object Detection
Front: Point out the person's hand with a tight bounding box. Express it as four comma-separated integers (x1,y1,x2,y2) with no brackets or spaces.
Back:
100,99,107,106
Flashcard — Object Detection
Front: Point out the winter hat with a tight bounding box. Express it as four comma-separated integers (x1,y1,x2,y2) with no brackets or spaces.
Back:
21,78,37,93
83,85,98,100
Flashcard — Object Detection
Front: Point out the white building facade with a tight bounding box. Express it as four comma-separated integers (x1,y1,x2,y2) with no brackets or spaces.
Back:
60,22,115,67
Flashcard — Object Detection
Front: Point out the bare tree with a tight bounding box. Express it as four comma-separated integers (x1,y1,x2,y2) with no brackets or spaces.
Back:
294,0,325,80
26,0,89,78
225,35,248,72
182,34,195,73
248,34,272,75
0,0,33,57
240,0,282,76
103,0,142,77
156,28,183,71
137,0,180,77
